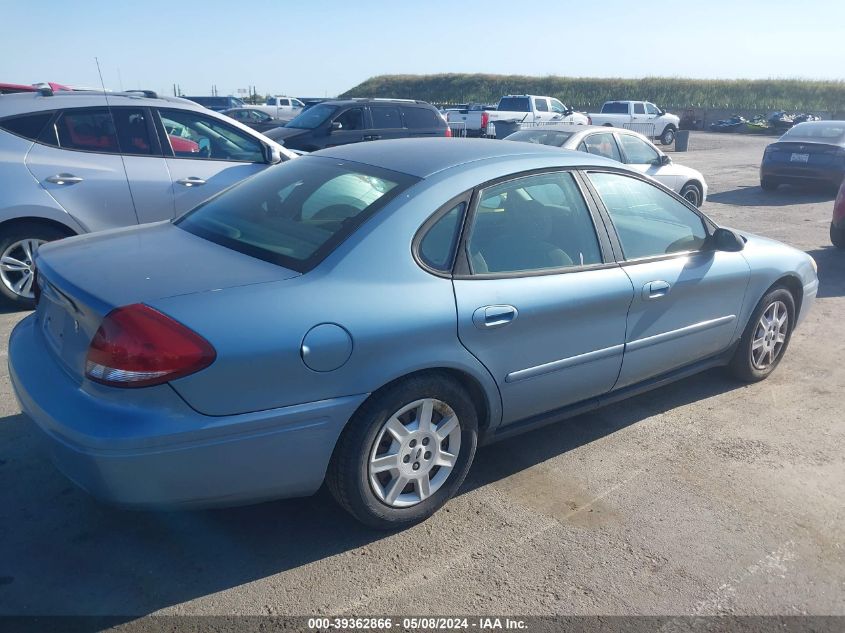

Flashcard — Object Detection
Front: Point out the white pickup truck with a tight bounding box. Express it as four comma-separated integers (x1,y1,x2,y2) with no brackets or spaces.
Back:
446,95,588,137
250,96,305,119
588,101,680,145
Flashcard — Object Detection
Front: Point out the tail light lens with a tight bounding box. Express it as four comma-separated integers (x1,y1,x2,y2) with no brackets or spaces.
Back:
445,125,452,137
85,304,216,388
481,111,489,131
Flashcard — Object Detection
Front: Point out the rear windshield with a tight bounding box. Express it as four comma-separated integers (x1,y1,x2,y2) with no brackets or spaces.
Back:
504,129,574,147
285,104,338,129
176,157,418,272
601,102,630,114
783,122,845,142
497,97,531,112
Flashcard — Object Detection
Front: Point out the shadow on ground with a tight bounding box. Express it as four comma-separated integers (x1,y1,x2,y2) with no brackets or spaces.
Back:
708,185,835,207
0,368,743,617
806,246,845,298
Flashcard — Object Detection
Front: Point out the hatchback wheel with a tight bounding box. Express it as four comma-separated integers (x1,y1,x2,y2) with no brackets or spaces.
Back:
0,223,68,309
728,287,795,382
680,183,703,207
760,177,780,192
327,374,478,529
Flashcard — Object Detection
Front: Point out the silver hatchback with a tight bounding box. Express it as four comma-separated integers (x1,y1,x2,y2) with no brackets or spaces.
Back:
0,88,294,307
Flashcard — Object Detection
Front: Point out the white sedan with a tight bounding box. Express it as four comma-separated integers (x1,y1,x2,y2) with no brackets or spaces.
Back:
504,124,707,207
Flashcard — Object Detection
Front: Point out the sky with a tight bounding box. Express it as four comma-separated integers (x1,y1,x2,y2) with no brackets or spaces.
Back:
2,0,844,98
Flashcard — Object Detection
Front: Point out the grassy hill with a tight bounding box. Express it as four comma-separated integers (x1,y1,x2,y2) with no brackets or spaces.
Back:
341,74,845,112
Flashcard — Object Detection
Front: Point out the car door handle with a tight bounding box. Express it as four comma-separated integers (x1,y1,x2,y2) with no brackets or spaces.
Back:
472,305,518,330
45,173,83,185
643,280,671,300
176,177,207,187
363,135,381,141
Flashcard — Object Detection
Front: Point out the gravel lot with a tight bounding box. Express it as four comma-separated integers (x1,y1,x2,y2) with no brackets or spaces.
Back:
0,132,842,618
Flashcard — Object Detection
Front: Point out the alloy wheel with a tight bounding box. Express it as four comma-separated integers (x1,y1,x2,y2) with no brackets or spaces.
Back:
368,398,462,508
750,300,789,370
0,238,44,299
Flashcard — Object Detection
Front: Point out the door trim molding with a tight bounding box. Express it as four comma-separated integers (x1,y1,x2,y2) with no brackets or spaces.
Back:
505,343,625,383
626,315,736,352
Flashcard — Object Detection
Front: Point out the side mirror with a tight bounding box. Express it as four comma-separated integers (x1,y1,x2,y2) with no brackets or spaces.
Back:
266,144,283,165
658,154,672,166
709,227,745,252
331,121,343,131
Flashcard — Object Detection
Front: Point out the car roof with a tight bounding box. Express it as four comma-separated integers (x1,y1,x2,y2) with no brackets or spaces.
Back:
0,90,205,117
309,98,434,108
510,124,651,140
313,137,621,178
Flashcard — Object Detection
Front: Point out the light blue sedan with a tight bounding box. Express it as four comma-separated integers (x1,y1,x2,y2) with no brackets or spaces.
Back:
9,139,818,529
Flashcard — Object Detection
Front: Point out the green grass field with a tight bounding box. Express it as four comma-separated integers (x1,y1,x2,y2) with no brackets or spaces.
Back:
341,74,845,112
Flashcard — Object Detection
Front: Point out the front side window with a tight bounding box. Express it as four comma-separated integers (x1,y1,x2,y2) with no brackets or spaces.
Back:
176,157,417,272
467,171,602,274
158,108,263,162
535,98,549,112
580,133,621,162
370,106,402,129
334,108,365,130
588,172,708,259
550,99,567,114
419,202,465,272
617,133,659,165
54,109,119,153
645,103,660,115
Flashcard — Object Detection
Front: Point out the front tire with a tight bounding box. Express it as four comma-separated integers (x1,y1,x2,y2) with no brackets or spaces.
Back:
728,287,795,382
326,373,478,529
0,222,69,309
680,182,703,207
832,223,845,249
660,126,676,146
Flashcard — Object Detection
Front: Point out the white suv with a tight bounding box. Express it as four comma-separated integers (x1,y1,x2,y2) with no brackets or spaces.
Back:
0,88,295,307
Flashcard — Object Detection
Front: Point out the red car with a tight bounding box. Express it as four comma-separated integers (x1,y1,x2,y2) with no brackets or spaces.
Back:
832,180,845,248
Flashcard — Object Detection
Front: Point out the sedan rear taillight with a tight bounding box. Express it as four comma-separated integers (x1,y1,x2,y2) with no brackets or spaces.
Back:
445,125,452,138
85,304,216,388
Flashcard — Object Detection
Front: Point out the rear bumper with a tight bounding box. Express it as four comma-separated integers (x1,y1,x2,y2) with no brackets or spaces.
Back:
760,162,845,187
9,315,367,508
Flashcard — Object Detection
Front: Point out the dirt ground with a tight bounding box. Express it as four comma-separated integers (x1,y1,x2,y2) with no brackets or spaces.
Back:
0,132,842,618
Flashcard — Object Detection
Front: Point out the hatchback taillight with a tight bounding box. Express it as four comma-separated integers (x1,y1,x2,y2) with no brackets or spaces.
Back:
85,304,216,388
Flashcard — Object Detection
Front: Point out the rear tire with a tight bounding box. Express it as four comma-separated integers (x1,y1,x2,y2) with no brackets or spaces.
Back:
760,177,780,192
728,287,795,382
831,223,845,249
660,126,676,146
0,222,69,310
326,373,478,529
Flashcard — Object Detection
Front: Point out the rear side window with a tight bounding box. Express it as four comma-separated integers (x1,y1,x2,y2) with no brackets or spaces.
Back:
497,97,531,112
0,112,53,141
580,133,621,162
401,106,438,129
176,157,417,272
601,102,629,114
419,202,465,272
54,109,119,153
535,98,549,112
112,108,154,156
370,106,402,129
633,103,645,114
